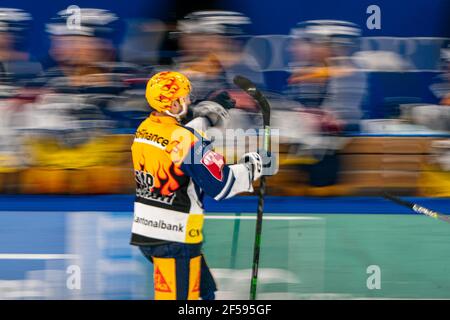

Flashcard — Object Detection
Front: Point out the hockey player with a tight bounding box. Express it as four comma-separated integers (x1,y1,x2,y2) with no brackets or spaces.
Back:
171,10,264,126
130,71,264,300
286,20,366,131
280,20,367,187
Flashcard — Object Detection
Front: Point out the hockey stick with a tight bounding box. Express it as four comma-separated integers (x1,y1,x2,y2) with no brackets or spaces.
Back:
383,193,450,223
233,75,271,300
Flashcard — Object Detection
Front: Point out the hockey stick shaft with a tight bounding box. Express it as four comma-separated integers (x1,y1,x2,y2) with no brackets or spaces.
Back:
384,193,450,223
233,76,271,300
250,175,266,300
250,124,270,300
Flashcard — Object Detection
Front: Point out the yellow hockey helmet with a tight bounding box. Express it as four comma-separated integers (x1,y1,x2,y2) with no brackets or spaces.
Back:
145,71,191,113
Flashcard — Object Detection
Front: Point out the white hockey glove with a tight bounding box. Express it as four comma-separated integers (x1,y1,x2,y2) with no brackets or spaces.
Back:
192,91,234,127
240,152,263,182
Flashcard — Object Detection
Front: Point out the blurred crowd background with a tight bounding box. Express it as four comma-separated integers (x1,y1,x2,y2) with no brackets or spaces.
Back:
0,0,449,197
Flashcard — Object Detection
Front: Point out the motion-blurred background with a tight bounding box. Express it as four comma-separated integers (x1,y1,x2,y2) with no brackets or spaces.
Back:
0,0,449,196
0,0,449,300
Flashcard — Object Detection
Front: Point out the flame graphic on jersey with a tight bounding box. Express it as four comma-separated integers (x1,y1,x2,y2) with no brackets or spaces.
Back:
152,160,184,196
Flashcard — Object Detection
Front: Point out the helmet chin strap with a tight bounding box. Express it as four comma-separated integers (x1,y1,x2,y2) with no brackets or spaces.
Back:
164,97,188,121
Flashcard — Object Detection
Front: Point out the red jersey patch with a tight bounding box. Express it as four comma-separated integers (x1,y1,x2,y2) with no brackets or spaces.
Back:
201,150,225,181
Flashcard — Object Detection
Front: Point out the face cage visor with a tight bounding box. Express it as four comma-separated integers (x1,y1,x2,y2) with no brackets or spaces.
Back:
164,96,190,120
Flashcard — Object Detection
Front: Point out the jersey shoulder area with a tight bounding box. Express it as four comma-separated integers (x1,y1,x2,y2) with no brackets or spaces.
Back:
133,114,206,165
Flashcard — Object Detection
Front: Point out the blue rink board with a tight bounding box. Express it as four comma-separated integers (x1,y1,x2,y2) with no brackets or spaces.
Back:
0,195,448,214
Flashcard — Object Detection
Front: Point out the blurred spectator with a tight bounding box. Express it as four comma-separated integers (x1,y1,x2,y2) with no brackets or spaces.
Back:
285,20,366,131
0,8,42,84
45,8,122,91
20,8,140,172
34,8,147,132
0,8,39,177
171,10,264,125
42,8,162,132
276,20,368,187
441,46,450,106
430,44,450,106
0,8,29,62
409,45,450,132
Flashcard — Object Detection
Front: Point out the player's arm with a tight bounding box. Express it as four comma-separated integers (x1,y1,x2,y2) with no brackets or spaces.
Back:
180,134,262,201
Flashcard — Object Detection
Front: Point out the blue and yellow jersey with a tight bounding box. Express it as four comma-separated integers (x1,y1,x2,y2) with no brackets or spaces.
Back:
131,113,252,245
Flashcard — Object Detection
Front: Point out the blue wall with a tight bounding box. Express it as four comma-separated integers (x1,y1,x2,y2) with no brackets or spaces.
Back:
4,0,450,61
1,0,170,60
221,0,450,37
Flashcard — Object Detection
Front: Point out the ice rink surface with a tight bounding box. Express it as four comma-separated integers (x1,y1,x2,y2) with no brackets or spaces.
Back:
0,196,449,300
